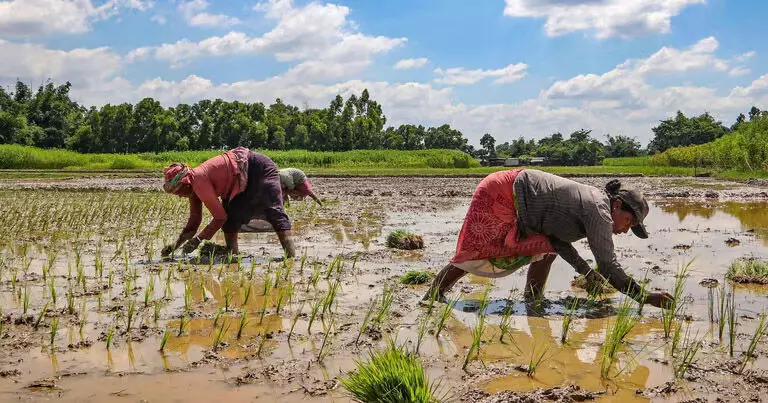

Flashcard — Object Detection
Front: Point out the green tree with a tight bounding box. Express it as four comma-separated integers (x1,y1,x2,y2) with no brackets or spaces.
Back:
604,135,642,158
648,111,729,153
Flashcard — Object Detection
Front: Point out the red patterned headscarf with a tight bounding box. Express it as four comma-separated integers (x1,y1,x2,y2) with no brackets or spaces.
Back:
163,163,191,194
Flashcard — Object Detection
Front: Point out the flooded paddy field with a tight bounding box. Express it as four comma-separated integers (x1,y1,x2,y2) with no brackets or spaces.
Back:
0,175,767,402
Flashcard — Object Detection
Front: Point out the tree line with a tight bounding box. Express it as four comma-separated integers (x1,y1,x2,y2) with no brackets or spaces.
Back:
0,79,761,166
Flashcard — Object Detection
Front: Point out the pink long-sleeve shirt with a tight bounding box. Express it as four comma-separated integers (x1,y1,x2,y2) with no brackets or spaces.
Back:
182,150,245,239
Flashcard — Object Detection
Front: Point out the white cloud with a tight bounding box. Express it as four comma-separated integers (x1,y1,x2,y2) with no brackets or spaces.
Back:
151,15,166,25
0,0,151,36
177,0,240,28
131,0,406,81
729,67,751,77
433,63,528,85
545,37,730,101
394,58,429,70
736,51,756,62
0,41,123,85
503,0,704,38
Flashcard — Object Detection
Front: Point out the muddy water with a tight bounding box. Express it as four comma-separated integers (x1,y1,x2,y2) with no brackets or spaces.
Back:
1,179,767,402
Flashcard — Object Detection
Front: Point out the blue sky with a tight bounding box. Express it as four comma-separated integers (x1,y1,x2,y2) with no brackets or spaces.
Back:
1,0,767,146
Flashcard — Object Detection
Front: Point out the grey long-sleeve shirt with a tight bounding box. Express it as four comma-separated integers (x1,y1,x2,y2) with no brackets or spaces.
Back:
513,169,645,300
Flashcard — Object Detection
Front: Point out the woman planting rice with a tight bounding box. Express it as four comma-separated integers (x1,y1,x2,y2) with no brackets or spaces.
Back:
424,168,674,308
161,147,296,258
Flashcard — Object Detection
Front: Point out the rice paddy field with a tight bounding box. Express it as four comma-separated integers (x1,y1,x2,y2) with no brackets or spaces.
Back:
0,174,767,402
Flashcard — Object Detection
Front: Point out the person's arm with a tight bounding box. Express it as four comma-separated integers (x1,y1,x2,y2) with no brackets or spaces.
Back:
194,179,228,241
162,196,202,256
548,235,645,301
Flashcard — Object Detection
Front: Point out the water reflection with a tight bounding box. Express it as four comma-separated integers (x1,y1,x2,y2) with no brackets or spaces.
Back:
656,201,768,245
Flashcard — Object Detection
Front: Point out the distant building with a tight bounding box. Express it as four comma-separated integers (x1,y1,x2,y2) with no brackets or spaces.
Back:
486,157,521,167
529,157,546,165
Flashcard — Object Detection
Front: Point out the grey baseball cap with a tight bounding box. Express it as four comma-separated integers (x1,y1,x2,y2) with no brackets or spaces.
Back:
617,189,649,239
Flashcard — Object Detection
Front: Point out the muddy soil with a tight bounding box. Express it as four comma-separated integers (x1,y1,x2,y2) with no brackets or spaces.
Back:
0,174,766,402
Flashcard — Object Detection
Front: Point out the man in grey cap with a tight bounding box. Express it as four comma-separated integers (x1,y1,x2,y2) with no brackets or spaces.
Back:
424,169,674,309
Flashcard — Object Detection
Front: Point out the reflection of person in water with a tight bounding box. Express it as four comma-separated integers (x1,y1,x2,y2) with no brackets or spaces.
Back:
425,169,673,309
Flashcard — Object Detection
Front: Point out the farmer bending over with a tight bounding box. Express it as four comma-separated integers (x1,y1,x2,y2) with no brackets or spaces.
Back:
161,147,295,258
279,168,323,207
424,169,674,309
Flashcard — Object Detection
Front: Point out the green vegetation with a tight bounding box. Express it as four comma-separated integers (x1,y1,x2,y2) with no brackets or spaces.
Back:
727,258,768,284
386,230,424,250
654,110,768,174
341,341,444,403
0,145,478,170
400,270,432,285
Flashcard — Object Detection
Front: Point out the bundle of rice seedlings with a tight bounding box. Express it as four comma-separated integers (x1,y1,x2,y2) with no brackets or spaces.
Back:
386,230,424,250
400,270,432,285
341,340,445,403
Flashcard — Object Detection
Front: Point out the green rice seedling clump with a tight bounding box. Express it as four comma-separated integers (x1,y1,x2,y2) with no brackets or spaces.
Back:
400,270,432,285
386,230,424,250
341,341,445,403
727,258,768,284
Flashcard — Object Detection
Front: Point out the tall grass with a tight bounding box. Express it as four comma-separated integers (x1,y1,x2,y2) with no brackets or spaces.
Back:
340,340,446,403
0,145,480,170
740,311,768,373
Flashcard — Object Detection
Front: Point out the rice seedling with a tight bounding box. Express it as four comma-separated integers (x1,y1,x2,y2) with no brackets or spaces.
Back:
307,296,323,334
236,311,248,339
601,296,641,378
106,325,115,350
308,264,322,292
727,289,737,357
126,299,136,333
415,309,430,354
50,317,58,347
670,322,684,358
212,320,230,351
22,285,29,315
561,296,580,344
212,308,223,328
241,283,252,307
527,342,552,377
275,284,290,315
718,284,727,341
321,280,341,316
299,254,306,276
435,295,459,339
341,340,444,403
463,287,491,370
159,329,170,352
34,302,49,329
223,280,233,312
386,229,424,250
144,277,155,307
108,265,114,289
184,281,191,313
177,315,187,336
258,304,267,325
317,316,335,362
373,282,397,328
262,275,273,296
288,302,305,341
662,259,693,339
674,326,702,379
66,287,75,315
355,298,378,344
401,270,432,285
153,301,162,323
740,310,768,373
